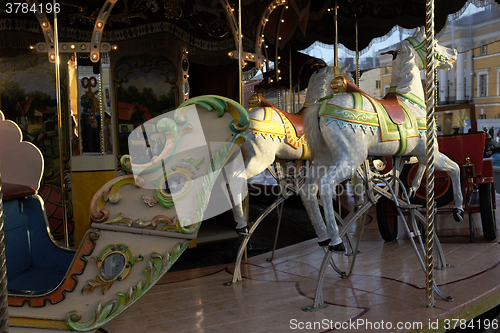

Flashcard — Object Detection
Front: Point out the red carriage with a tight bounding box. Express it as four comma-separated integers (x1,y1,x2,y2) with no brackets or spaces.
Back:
377,129,497,242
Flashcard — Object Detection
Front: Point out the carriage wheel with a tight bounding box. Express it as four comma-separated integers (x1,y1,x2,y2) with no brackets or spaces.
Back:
479,183,497,241
376,196,398,242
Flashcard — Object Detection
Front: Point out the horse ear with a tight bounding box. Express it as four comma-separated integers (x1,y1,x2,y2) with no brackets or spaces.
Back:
414,26,425,39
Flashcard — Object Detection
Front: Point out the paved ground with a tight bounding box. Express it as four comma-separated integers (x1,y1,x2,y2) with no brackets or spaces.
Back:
168,189,500,332
170,191,318,272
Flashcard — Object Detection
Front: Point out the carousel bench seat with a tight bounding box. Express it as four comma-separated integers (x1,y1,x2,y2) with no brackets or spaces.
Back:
3,183,74,294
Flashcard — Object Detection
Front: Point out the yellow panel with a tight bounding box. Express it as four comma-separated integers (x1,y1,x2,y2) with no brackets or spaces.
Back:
72,170,116,247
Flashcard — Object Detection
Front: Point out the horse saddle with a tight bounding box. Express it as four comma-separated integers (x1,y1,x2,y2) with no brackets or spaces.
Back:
342,78,406,125
248,94,304,138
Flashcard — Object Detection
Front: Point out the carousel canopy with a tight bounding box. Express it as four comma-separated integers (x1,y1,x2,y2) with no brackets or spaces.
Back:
0,0,496,100
0,0,493,61
254,50,326,93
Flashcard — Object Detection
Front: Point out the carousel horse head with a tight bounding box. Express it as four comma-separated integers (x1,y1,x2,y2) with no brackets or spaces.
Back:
390,27,457,94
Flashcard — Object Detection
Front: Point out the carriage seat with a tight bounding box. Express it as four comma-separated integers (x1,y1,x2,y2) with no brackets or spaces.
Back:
0,112,73,295
3,182,36,200
248,94,305,137
3,183,74,294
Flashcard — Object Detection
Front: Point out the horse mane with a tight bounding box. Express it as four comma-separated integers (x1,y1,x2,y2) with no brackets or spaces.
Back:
305,64,353,103
394,39,420,94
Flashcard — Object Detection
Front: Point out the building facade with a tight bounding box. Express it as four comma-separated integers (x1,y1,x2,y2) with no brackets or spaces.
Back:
373,6,500,135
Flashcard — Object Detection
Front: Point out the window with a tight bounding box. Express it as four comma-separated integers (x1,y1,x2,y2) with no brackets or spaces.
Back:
480,114,487,119
375,80,381,89
496,67,500,96
384,86,390,95
480,45,487,56
385,67,390,74
476,69,489,97
479,74,487,97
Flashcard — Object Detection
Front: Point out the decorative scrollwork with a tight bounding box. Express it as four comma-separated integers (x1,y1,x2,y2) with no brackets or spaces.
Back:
82,244,136,295
67,241,190,332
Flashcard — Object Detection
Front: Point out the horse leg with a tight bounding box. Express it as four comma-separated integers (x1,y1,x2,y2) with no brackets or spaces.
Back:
319,156,366,251
434,152,464,221
232,179,249,231
408,162,426,198
300,161,332,246
233,138,277,231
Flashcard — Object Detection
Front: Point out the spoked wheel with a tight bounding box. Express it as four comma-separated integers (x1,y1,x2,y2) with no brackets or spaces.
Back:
376,196,398,242
478,183,497,241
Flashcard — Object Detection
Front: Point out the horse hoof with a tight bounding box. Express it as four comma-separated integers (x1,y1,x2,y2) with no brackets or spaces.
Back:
318,239,331,247
235,227,248,235
452,208,464,222
328,243,346,253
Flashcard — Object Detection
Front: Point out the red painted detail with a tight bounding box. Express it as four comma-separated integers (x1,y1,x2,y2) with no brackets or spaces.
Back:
2,183,36,201
481,158,493,180
437,132,486,176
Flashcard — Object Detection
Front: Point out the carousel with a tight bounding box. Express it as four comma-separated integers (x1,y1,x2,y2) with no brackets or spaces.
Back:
0,0,499,332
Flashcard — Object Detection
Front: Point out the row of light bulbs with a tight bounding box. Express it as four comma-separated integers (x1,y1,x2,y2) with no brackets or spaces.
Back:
30,43,117,52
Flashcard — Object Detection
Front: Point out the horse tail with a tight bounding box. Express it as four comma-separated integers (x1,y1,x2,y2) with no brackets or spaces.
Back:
303,104,324,159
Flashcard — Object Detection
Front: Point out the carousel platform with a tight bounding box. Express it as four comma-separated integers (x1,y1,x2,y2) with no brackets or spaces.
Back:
101,195,500,333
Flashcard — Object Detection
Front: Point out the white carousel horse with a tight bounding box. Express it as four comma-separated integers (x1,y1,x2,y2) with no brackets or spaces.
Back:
300,27,462,251
232,64,352,230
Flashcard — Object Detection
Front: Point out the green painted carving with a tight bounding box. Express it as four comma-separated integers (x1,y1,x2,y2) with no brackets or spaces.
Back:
177,95,250,133
66,240,190,332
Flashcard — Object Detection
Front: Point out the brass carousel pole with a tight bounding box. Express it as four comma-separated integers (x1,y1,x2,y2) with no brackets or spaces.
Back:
238,0,243,104
334,0,338,67
53,0,69,249
0,171,9,332
425,0,436,307
289,44,294,113
355,18,360,87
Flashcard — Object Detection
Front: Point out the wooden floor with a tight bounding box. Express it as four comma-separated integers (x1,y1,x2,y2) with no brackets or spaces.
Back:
102,197,500,333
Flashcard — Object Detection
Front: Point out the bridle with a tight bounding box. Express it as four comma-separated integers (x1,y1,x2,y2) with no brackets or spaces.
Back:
405,37,452,68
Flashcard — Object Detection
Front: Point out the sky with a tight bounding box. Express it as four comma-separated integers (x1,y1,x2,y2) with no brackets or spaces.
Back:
300,3,484,67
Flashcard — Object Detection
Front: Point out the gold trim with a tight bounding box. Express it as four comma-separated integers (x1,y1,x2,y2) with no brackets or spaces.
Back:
263,107,273,121
10,316,68,329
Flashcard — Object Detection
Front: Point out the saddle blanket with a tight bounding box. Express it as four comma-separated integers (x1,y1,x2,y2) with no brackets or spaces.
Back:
319,91,426,156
